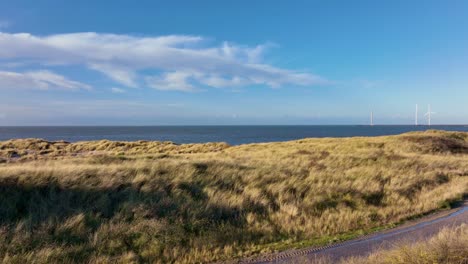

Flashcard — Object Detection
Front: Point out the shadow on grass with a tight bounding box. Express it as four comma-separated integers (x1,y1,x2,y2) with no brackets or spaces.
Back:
0,177,257,228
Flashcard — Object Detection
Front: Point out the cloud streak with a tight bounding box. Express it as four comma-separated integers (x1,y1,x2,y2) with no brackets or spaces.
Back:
0,32,327,91
0,70,91,90
111,87,126,93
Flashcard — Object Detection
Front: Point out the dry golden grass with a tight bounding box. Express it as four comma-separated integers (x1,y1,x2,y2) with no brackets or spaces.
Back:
343,224,468,264
0,130,467,263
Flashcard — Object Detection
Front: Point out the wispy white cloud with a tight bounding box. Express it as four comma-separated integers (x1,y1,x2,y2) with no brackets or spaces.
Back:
146,71,198,92
111,87,126,93
90,64,138,88
0,32,327,91
0,70,91,90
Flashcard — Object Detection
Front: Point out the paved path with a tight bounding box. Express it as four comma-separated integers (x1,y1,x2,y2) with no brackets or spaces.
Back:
242,201,468,263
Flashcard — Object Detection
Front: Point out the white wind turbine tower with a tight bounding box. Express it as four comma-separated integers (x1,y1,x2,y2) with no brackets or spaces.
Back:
424,104,435,126
415,104,418,126
370,111,374,126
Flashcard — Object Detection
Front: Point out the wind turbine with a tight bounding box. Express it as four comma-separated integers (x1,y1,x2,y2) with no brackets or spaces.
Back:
415,104,418,126
370,111,374,126
424,104,435,126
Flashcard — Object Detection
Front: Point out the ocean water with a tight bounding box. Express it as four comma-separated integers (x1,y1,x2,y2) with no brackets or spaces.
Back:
1,125,468,145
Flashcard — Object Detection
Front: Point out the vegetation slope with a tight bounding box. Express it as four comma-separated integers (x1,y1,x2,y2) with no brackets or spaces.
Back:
0,130,467,263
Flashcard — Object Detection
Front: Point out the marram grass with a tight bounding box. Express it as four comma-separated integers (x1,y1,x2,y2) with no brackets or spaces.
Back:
342,224,468,264
0,130,467,263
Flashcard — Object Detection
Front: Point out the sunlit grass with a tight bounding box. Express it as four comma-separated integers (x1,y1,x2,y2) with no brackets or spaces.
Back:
342,224,468,264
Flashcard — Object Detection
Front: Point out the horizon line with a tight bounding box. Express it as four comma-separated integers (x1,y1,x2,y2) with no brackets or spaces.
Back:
1,124,468,127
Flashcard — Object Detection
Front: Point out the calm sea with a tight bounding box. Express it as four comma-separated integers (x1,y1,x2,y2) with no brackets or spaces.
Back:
1,126,468,145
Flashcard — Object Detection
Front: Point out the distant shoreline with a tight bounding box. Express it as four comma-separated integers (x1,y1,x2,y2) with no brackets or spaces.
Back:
2,126,468,145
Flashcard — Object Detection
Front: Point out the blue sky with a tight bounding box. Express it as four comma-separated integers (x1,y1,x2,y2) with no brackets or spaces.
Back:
0,0,467,125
